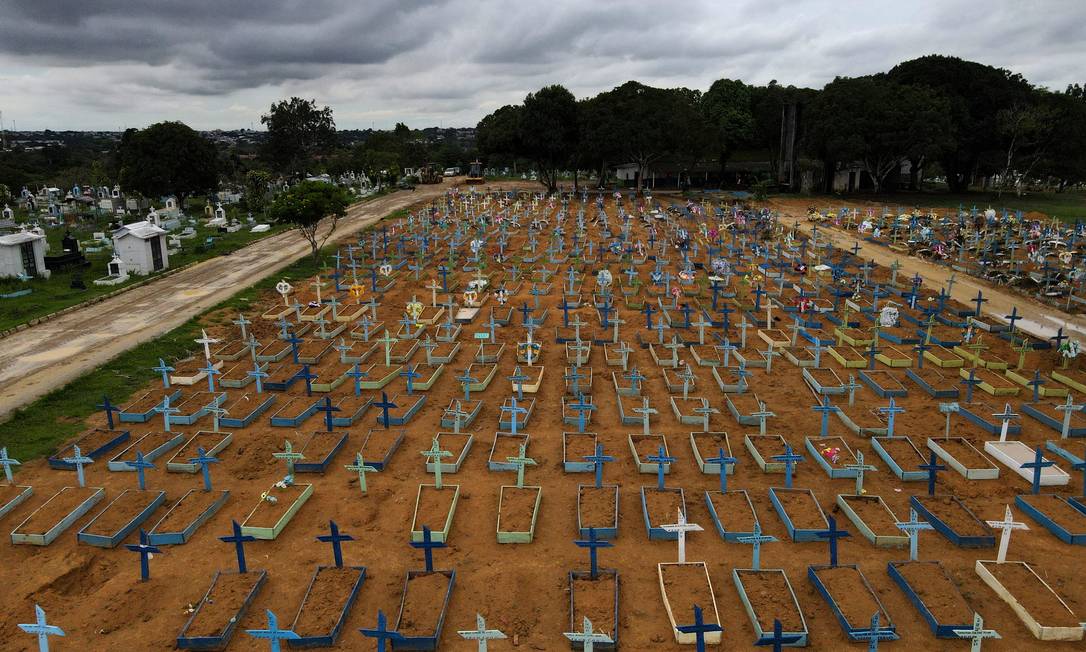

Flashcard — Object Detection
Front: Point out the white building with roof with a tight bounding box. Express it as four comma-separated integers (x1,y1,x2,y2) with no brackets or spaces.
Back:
112,219,169,274
0,229,50,278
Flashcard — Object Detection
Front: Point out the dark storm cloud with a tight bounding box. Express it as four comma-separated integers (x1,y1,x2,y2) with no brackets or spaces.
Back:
0,0,1083,129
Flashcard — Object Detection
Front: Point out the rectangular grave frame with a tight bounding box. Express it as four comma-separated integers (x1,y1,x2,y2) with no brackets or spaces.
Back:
147,489,230,545
240,482,314,540
176,570,267,650
886,560,975,638
11,486,105,546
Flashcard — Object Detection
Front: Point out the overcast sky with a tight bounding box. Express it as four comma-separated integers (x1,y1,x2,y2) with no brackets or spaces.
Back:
1,0,1083,131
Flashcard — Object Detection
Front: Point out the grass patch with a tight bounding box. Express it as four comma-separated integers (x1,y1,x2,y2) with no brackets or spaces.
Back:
0,222,291,332
0,207,404,463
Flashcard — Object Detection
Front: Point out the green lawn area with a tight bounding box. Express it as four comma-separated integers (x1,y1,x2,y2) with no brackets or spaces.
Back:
797,189,1086,222
0,207,406,462
0,189,394,332
0,208,289,332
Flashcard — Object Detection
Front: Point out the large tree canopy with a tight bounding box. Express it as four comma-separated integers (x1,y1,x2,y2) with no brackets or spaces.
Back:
518,85,579,193
887,55,1033,192
805,76,951,192
702,78,754,174
117,121,219,207
261,97,337,178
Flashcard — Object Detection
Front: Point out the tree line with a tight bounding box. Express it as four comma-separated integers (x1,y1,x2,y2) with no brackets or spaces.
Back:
476,54,1086,195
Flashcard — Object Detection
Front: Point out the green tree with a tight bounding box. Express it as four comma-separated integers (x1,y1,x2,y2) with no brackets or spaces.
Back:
1040,88,1086,190
518,85,579,192
888,55,1032,191
117,121,219,208
805,76,951,193
244,169,273,216
702,79,754,176
476,104,523,170
260,97,337,178
267,180,352,263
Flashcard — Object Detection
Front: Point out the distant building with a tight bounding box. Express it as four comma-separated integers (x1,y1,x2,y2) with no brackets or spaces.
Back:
0,229,49,278
112,220,169,274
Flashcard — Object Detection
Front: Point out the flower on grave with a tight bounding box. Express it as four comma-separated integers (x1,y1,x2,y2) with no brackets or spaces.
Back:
349,284,365,299
670,286,682,298
1060,340,1081,359
379,263,393,276
820,446,841,464
406,301,424,320
496,289,508,305
596,269,613,288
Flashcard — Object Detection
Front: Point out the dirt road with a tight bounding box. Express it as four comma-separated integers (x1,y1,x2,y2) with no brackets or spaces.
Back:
770,197,1086,342
0,184,449,419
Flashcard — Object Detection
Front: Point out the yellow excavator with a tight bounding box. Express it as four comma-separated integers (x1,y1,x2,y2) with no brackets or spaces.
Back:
466,160,484,185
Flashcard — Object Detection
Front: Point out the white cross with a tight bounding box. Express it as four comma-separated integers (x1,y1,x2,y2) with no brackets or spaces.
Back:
985,505,1028,563
660,507,702,564
195,329,219,361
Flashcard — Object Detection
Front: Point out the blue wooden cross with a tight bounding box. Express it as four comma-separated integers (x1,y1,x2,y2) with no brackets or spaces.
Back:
63,445,93,487
584,443,613,489
574,527,613,579
895,508,933,561
772,445,803,488
1028,370,1045,403
361,610,404,652
1021,446,1055,495
318,396,341,432
410,525,446,572
18,604,65,652
246,609,299,652
569,396,595,434
754,618,803,650
97,395,120,430
374,392,397,429
189,446,219,491
125,528,160,581
295,364,317,396
878,397,904,438
564,366,587,396
866,339,881,370
853,612,895,652
812,397,837,438
508,367,528,400
913,340,930,369
642,303,656,329
400,364,421,395
457,369,477,401
153,395,180,432
347,363,368,397
1051,326,1069,351
153,358,174,388
816,515,850,567
647,445,675,491
971,290,986,317
220,520,256,573
737,522,776,570
1004,306,1022,332
920,450,946,496
677,605,722,652
960,369,980,403
706,447,736,493
248,364,269,394
501,397,528,435
285,332,303,364
0,446,20,483
126,450,155,490
317,520,354,568
202,359,221,393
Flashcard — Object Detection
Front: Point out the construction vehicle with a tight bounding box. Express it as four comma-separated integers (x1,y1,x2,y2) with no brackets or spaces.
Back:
466,160,484,185
417,163,443,184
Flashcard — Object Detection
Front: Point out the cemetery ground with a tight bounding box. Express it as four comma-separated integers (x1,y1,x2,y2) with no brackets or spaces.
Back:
1,190,1086,651
0,185,449,420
